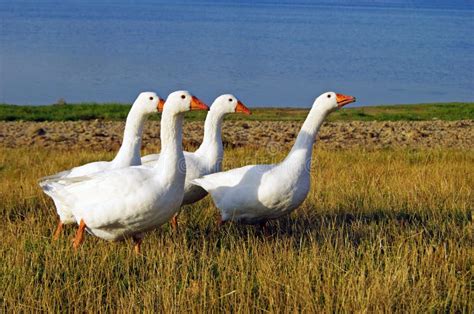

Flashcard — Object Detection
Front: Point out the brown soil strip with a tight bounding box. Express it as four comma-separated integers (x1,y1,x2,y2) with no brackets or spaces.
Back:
1,120,472,151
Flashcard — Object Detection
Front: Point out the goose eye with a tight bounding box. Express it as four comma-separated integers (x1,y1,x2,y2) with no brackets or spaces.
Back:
327,94,331,98
149,97,154,100
228,98,232,102
181,95,186,99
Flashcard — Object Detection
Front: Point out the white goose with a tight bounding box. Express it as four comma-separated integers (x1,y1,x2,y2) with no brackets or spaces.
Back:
141,94,251,228
39,92,164,239
45,91,208,253
192,92,356,230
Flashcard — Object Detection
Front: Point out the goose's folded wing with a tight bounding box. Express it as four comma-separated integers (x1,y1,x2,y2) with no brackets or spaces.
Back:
38,161,110,188
192,165,270,191
38,169,72,187
40,167,109,193
49,166,152,208
142,151,194,167
141,153,160,165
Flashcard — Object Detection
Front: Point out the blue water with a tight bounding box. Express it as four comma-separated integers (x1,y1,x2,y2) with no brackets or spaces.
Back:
1,0,473,107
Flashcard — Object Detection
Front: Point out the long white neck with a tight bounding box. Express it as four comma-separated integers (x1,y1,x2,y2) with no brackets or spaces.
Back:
283,106,329,169
155,111,185,184
195,108,225,165
112,106,147,167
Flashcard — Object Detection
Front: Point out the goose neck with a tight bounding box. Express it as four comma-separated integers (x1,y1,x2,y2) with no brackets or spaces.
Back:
284,106,329,166
154,111,185,184
112,107,146,167
195,109,224,161
159,113,184,157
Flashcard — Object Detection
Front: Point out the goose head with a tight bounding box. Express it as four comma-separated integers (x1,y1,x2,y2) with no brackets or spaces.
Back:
210,94,251,115
134,91,165,114
164,90,209,114
314,91,356,112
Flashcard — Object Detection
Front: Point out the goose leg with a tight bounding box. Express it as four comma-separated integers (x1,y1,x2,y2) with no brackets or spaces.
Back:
52,221,63,241
170,213,179,231
132,234,143,255
73,219,86,251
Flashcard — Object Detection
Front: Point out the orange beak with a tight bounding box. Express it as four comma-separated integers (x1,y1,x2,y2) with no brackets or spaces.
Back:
190,96,209,111
157,98,165,112
235,100,251,115
336,93,356,107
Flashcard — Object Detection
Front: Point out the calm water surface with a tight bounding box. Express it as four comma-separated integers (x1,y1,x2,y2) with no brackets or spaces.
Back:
1,0,473,106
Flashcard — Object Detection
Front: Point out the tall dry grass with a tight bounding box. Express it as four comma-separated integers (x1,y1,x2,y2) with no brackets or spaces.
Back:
0,146,472,312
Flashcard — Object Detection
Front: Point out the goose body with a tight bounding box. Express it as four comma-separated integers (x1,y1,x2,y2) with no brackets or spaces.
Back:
141,94,251,206
48,165,181,241
39,92,164,226
195,162,310,224
45,91,208,248
192,92,356,225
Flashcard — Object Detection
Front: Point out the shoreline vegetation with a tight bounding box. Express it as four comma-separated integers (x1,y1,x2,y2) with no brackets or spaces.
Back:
1,102,473,122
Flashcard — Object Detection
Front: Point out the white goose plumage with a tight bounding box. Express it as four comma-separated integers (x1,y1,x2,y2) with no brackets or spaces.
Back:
140,94,251,227
192,92,356,226
39,92,164,236
45,91,208,252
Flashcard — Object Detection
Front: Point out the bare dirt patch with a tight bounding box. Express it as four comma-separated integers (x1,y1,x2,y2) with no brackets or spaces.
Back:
1,120,472,151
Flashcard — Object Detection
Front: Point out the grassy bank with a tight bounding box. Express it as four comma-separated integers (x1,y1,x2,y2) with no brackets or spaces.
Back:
1,102,473,122
1,146,472,311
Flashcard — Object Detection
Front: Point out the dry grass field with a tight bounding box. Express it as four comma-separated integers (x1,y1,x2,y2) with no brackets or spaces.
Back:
1,144,472,311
